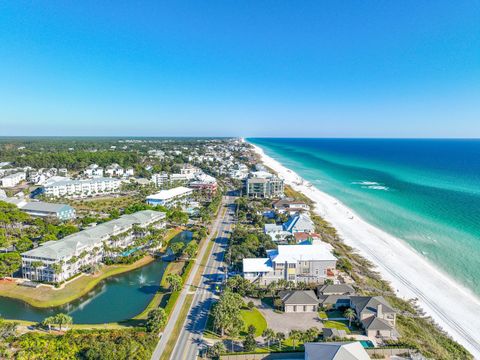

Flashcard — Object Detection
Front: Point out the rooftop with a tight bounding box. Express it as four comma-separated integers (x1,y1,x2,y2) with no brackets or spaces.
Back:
242,258,273,273
278,290,319,305
146,186,193,200
304,342,371,360
22,210,165,261
267,244,337,263
20,201,73,213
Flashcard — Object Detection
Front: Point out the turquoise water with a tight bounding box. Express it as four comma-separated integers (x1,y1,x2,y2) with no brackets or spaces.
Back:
249,138,480,296
0,231,191,323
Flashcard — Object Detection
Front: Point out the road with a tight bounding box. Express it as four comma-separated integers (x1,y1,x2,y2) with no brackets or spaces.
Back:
151,195,236,360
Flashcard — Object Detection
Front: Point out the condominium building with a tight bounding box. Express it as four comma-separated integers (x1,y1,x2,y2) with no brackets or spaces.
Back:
42,177,122,198
146,186,194,207
243,244,337,285
0,172,26,188
245,171,284,198
21,210,166,283
189,173,218,194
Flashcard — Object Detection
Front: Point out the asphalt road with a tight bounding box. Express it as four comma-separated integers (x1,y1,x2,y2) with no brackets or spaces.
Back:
151,195,236,360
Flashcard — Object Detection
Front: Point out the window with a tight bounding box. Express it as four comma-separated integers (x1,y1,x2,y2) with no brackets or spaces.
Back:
288,263,296,268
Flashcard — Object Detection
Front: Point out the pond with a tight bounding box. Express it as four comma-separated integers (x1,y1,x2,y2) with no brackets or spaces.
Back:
0,231,191,324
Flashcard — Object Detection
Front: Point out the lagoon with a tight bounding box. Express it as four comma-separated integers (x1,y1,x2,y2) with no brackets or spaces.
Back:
0,231,191,324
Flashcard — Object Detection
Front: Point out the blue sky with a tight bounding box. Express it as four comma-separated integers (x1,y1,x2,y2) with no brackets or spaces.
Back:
1,1,479,137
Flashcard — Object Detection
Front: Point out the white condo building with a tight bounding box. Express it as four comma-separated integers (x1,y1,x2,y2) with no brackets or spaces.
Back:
42,177,122,198
21,210,166,283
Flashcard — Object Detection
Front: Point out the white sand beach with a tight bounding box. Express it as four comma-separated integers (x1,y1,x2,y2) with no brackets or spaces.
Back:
251,143,480,358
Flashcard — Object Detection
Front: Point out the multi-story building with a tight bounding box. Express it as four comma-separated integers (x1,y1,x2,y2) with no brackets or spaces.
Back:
245,171,284,198
84,164,104,178
146,186,194,207
105,163,124,177
0,172,26,188
42,177,122,198
243,244,337,285
189,173,218,194
21,210,166,283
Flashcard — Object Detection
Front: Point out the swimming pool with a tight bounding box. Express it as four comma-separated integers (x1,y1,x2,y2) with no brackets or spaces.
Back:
359,340,375,348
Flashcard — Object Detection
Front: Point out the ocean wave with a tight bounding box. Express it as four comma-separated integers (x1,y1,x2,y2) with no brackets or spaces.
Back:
352,181,389,191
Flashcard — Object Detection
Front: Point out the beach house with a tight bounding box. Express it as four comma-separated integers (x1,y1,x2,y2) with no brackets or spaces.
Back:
243,243,337,285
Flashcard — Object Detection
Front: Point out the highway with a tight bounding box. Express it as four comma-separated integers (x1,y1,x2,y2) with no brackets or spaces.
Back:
151,195,236,360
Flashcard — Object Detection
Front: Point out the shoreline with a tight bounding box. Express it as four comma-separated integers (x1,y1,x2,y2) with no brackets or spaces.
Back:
250,142,480,359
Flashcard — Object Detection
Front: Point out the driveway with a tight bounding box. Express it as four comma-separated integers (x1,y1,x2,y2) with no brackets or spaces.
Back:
250,298,324,333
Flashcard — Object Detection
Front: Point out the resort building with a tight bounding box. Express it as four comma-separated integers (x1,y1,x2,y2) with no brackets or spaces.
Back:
42,177,122,198
243,243,337,285
146,186,194,207
21,210,166,283
0,172,26,188
20,201,76,220
245,171,284,198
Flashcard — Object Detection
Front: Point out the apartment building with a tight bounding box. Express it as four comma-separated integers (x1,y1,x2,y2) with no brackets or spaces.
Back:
243,244,337,285
42,177,122,198
146,186,194,207
21,210,166,283
0,172,26,188
245,171,284,198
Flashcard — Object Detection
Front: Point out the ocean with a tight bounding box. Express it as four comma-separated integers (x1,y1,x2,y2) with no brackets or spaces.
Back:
248,138,480,296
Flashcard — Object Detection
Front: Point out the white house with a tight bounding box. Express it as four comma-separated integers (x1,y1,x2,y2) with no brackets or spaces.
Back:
243,243,337,285
84,164,104,178
265,214,315,241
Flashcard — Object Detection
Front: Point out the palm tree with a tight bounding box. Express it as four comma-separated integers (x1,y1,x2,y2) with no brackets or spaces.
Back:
344,308,356,327
289,330,302,350
54,313,73,331
262,328,275,350
276,332,285,351
42,316,55,331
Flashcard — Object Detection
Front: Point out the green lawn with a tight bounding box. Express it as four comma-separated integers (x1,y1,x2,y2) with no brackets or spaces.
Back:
323,320,351,333
240,308,267,337
318,311,328,320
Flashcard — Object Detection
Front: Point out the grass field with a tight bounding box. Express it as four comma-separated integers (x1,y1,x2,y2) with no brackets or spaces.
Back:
323,320,351,333
240,308,267,337
0,256,154,308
